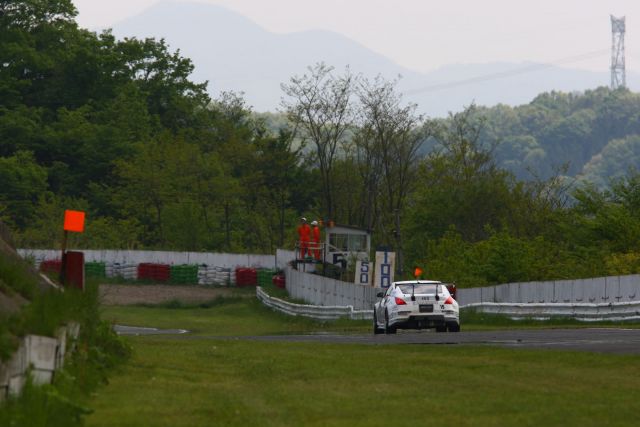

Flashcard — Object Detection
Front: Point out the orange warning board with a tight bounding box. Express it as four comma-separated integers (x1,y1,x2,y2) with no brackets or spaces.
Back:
63,210,85,233
414,267,423,278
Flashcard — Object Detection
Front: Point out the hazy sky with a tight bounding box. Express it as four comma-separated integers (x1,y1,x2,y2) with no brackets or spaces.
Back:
73,0,640,73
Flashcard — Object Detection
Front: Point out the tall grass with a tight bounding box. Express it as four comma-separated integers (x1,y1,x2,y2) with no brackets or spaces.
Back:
0,280,131,426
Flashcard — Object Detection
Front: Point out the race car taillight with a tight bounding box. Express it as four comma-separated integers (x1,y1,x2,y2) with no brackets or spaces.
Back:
395,297,407,305
444,296,454,305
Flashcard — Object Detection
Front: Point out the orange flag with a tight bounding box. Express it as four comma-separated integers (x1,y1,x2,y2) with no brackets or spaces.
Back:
63,210,86,233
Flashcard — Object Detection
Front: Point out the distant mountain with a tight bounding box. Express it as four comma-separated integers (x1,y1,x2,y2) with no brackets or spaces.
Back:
109,1,639,117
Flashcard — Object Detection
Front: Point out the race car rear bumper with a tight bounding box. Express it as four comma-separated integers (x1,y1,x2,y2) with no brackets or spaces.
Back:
394,310,459,328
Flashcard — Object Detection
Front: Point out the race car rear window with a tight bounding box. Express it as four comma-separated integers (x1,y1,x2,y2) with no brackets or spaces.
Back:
398,284,439,294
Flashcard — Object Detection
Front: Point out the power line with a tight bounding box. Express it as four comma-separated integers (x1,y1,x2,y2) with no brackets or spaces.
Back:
404,49,610,96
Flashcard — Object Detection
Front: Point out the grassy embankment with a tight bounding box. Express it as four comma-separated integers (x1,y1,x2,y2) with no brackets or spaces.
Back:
89,292,640,427
0,246,130,427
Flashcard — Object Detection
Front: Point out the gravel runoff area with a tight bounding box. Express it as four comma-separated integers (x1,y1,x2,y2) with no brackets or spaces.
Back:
99,284,241,306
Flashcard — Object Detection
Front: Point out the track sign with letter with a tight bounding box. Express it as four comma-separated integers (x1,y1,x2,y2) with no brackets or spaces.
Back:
354,260,372,286
374,251,395,288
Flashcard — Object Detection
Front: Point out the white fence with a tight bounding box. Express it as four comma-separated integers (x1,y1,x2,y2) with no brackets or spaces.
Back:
18,248,294,269
256,287,372,320
285,267,382,311
457,275,640,306
0,323,79,400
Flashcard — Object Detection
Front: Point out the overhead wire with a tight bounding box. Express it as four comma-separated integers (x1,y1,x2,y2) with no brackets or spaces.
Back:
404,48,611,96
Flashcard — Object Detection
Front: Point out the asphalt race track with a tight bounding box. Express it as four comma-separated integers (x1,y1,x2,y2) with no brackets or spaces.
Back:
240,328,640,354
116,325,640,355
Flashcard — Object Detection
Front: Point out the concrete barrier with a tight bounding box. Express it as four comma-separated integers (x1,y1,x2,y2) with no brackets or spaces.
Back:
0,322,79,400
464,301,640,322
458,275,640,305
285,267,384,310
284,266,640,322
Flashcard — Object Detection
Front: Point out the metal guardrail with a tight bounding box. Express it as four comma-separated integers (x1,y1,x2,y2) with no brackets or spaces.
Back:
260,285,640,322
463,301,640,321
256,287,373,321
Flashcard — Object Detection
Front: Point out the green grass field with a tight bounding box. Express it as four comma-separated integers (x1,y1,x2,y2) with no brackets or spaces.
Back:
88,297,640,426
101,297,371,336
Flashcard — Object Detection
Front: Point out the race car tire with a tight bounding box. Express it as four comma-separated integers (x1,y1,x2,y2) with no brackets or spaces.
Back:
373,311,384,335
447,321,461,332
384,310,397,334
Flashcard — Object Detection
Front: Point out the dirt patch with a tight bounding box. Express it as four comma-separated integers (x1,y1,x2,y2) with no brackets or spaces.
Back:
99,284,247,306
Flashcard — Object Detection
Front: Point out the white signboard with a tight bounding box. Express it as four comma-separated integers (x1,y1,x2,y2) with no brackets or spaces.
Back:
354,260,372,286
374,251,395,288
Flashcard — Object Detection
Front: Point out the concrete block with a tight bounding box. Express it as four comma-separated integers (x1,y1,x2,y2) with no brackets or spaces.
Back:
6,344,26,380
458,287,481,306
517,282,535,303
512,283,526,303
554,280,573,303
604,276,620,303
494,284,510,303
570,280,583,302
619,275,640,302
25,335,58,372
480,286,495,303
519,281,553,303
0,363,8,400
55,327,67,370
8,374,25,396
580,277,606,303
31,370,54,385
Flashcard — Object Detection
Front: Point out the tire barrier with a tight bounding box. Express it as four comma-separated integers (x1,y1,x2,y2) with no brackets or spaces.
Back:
169,264,199,285
236,268,258,287
137,263,171,282
198,266,235,286
256,286,373,321
39,259,62,275
258,269,277,287
85,261,106,278
30,255,277,287
272,274,286,289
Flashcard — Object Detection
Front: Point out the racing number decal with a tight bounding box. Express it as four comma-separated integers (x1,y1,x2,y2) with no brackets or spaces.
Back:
380,252,391,288
332,253,346,268
359,261,370,284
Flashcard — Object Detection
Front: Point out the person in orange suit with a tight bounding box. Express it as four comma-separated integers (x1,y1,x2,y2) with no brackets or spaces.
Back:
311,220,321,260
297,217,311,258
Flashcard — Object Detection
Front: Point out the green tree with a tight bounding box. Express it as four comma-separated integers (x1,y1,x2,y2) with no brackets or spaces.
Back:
281,63,354,219
0,151,48,228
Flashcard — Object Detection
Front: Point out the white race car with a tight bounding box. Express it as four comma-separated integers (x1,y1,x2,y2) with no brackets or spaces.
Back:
373,280,460,334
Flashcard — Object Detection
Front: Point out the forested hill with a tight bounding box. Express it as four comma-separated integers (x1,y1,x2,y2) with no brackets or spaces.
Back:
4,1,640,287
468,88,640,187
